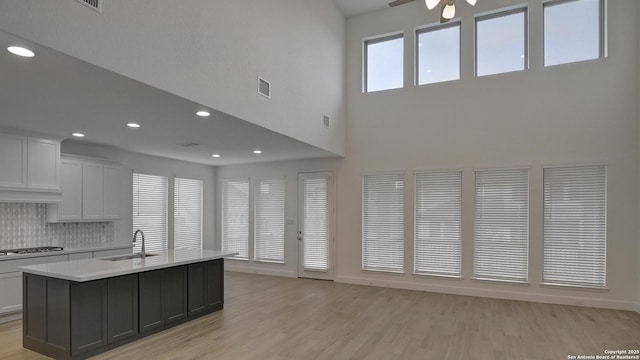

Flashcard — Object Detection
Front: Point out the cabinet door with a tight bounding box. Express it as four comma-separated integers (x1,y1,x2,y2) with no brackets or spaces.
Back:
107,275,138,343
0,272,23,314
188,263,207,316
28,138,60,190
164,266,187,324
82,163,104,219
71,280,108,356
102,165,121,220
206,259,224,309
0,132,27,188
59,159,83,220
139,270,164,333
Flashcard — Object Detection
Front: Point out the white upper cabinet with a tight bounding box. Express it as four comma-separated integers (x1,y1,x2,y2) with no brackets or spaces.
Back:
0,131,61,202
0,133,28,189
102,165,121,220
58,159,83,220
82,162,104,220
48,155,122,222
27,138,60,190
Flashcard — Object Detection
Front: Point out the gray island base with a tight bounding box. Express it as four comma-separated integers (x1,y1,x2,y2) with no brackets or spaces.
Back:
19,249,235,359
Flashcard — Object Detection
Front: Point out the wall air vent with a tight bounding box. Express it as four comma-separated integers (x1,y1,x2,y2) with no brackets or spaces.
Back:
258,77,271,99
179,142,200,147
76,0,102,13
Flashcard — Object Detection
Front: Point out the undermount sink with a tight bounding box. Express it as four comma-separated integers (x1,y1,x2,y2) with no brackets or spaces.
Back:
99,253,158,261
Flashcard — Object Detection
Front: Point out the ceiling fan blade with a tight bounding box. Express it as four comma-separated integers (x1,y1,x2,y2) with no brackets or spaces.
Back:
440,1,450,23
388,0,417,7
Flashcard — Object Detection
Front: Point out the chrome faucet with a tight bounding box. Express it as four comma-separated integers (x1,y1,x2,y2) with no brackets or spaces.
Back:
133,229,146,258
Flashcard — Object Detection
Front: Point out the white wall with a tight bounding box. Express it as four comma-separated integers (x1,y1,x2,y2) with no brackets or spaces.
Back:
62,141,217,250
0,0,346,156
216,158,341,277
338,0,639,310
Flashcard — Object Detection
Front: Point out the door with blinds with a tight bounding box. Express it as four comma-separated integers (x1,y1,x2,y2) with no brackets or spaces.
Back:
297,172,334,280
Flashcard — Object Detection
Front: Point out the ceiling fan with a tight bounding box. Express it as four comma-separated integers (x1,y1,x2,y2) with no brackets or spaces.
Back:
388,0,477,23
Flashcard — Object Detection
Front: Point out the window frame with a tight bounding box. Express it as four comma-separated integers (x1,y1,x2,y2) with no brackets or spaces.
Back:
132,172,169,253
363,32,405,93
361,171,406,274
473,167,530,283
415,21,462,86
474,6,529,77
542,163,607,288
222,177,251,261
173,177,203,250
413,169,463,278
542,0,606,67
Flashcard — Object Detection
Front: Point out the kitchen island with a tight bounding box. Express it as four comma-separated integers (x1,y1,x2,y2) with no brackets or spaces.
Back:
19,249,235,360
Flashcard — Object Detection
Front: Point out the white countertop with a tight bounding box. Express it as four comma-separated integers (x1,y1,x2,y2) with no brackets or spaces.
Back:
0,244,133,261
19,249,236,282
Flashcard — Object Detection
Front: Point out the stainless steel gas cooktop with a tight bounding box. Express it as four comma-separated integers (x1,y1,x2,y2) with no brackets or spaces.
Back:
0,246,64,256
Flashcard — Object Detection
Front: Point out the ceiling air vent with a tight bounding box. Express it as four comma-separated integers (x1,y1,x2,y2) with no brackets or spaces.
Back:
179,142,200,147
258,77,271,99
76,0,102,13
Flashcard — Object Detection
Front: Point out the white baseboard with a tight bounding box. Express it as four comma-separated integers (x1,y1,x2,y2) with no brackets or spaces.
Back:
0,311,21,324
225,264,297,278
636,302,640,315
335,275,637,312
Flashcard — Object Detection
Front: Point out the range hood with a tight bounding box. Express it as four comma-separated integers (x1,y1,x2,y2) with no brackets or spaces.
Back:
0,189,62,203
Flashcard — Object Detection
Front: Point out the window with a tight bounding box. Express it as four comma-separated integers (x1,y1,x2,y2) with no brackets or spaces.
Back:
543,165,607,287
414,171,462,277
544,0,603,67
174,177,203,250
222,179,250,260
417,23,460,85
476,8,527,77
254,178,285,263
365,34,404,92
362,173,404,273
133,173,168,253
302,176,330,272
474,169,529,282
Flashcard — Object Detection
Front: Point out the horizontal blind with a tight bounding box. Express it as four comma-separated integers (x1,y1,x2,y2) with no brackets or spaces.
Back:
133,173,168,253
254,178,285,263
543,165,607,287
303,176,329,271
174,178,203,250
362,173,404,273
414,171,462,277
222,179,249,260
474,169,529,282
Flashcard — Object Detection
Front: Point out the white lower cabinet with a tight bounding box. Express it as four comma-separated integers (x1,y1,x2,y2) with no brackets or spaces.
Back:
0,254,68,318
0,272,22,314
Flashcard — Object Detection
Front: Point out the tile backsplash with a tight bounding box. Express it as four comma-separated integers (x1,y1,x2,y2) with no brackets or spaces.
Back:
0,203,114,249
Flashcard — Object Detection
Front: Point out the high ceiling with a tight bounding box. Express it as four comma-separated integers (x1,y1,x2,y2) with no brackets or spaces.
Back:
333,0,390,18
0,30,337,166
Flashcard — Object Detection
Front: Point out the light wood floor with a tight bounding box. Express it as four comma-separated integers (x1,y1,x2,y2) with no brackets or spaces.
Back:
1,272,639,360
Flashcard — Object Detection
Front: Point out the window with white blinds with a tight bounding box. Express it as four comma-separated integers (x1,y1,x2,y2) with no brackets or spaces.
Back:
133,173,168,253
174,177,203,250
222,179,250,260
362,173,404,273
543,165,607,287
474,169,529,282
414,171,462,277
254,178,285,263
302,176,329,271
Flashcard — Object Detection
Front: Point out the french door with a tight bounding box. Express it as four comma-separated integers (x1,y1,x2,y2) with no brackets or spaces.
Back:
297,172,334,280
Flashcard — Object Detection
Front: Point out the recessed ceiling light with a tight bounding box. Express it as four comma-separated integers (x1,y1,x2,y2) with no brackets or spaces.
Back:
127,122,141,128
72,133,85,138
7,46,35,58
253,150,263,154
212,154,221,158
196,111,211,117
